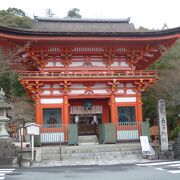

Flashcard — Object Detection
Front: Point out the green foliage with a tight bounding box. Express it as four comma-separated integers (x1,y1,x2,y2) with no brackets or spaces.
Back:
10,74,25,96
142,90,157,122
6,8,26,17
67,8,82,18
142,40,180,136
0,49,25,97
0,72,25,97
171,125,180,140
0,8,32,29
150,40,180,70
0,72,11,94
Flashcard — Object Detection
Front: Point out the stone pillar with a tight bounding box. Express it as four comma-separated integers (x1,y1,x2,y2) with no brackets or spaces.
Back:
158,99,168,151
0,88,11,138
0,88,17,166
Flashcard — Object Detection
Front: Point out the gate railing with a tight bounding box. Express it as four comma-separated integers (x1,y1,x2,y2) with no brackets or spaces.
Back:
15,121,149,144
40,124,68,144
18,70,158,80
115,121,149,141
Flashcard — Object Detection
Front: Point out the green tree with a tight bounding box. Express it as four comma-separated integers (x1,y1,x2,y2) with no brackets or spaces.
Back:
0,49,25,96
0,8,32,29
142,40,180,136
67,8,82,18
6,8,26,17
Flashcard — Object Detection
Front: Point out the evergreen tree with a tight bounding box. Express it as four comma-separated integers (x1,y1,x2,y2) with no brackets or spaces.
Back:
67,8,82,18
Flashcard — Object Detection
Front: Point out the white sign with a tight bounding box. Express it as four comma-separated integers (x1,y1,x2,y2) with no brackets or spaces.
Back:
140,136,151,152
25,123,41,161
158,100,168,151
26,123,40,135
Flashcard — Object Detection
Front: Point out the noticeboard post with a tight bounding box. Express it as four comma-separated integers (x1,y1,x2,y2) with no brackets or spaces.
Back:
140,136,155,157
25,123,40,161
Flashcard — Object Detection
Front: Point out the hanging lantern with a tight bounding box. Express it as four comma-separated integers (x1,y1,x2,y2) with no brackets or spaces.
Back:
84,99,93,110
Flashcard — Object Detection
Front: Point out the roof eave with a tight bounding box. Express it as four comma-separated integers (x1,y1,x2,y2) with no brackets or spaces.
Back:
0,25,180,38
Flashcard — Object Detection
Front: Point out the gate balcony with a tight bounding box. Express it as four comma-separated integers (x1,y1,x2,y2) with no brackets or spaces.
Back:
18,70,158,81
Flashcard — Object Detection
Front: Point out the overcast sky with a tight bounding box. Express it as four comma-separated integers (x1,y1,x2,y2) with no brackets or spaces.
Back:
0,0,180,29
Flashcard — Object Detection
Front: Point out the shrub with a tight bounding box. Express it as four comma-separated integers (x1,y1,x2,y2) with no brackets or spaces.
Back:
171,125,180,140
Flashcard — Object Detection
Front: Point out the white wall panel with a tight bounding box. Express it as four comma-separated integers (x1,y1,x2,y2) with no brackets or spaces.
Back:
93,83,107,88
69,62,83,66
111,62,119,67
121,61,129,67
91,62,105,66
70,90,85,94
43,90,51,95
115,97,136,103
126,89,136,94
53,90,61,95
117,89,124,94
93,90,108,94
117,130,139,140
41,132,64,143
43,84,51,88
45,62,54,67
40,98,63,104
126,83,134,87
55,62,64,66
53,84,60,88
71,84,84,88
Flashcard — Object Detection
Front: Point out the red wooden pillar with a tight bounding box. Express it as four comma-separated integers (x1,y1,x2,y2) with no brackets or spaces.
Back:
35,97,41,125
136,94,143,122
110,94,117,124
63,95,69,141
136,94,143,136
63,95,69,124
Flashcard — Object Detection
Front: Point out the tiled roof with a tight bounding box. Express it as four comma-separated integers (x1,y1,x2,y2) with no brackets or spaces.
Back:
31,17,136,33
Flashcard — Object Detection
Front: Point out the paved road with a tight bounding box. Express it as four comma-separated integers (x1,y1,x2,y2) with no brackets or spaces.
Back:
1,161,180,180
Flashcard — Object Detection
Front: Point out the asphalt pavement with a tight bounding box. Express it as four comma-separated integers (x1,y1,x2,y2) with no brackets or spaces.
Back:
1,161,180,180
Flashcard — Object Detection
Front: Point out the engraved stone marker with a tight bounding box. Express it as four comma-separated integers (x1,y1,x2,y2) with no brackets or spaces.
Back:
158,100,168,151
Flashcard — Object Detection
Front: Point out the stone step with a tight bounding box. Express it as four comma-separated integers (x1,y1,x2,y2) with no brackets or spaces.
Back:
78,135,98,145
41,143,141,149
41,143,141,154
34,143,142,166
39,143,142,162
33,157,145,167
42,149,142,155
41,150,142,159
42,147,141,154
42,153,142,161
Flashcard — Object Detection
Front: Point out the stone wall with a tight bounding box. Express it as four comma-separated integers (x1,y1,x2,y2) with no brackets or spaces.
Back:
0,139,17,165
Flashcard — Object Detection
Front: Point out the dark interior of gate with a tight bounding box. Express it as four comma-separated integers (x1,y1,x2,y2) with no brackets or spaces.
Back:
69,98,109,136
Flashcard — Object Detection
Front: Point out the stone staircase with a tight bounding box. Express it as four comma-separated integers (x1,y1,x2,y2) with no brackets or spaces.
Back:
78,135,98,145
33,143,144,167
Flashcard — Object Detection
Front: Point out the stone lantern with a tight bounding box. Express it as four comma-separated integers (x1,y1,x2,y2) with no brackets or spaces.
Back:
0,88,11,138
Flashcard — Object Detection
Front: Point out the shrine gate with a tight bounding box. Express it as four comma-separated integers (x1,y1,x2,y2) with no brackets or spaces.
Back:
0,17,179,143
